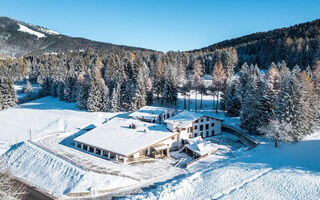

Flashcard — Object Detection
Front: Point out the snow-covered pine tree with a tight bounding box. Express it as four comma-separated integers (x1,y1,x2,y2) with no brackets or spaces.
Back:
130,63,147,111
225,78,241,117
162,64,178,106
64,66,77,102
276,66,314,141
237,63,250,104
239,64,260,133
87,66,109,112
110,83,121,112
312,61,320,123
76,73,89,110
254,64,281,133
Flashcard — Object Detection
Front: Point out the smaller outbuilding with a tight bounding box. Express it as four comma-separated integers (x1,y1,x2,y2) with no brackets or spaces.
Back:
129,106,176,124
184,137,219,159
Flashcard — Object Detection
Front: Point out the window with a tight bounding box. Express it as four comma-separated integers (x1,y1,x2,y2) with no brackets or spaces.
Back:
194,125,198,130
194,133,197,137
195,120,198,123
201,119,203,122
211,123,215,127
167,114,170,119
200,125,203,131
206,131,209,137
200,132,203,138
205,124,209,130
207,117,209,121
212,130,214,136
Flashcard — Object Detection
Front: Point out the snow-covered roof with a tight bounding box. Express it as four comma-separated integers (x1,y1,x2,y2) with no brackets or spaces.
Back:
74,117,176,157
185,137,219,156
129,106,173,120
164,111,204,128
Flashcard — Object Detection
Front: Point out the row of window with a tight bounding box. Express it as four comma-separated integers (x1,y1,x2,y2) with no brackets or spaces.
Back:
193,130,215,138
194,123,214,131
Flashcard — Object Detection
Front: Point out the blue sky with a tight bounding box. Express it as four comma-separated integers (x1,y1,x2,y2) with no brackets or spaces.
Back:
1,0,320,52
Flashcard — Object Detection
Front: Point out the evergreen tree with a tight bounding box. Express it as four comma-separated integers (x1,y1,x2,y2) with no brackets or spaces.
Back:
162,64,178,105
64,67,77,102
276,66,314,141
77,74,89,110
110,83,121,112
225,78,241,117
87,67,109,112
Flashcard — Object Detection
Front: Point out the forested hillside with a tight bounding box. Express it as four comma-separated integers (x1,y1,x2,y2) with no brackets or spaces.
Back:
188,19,320,71
1,17,320,142
0,17,152,57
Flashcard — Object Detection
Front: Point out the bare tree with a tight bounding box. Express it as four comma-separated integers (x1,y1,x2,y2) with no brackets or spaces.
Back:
258,119,293,147
192,60,204,112
212,61,226,113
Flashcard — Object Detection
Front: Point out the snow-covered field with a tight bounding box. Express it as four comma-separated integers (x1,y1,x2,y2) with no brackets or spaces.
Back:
1,94,320,199
124,133,320,200
0,97,112,154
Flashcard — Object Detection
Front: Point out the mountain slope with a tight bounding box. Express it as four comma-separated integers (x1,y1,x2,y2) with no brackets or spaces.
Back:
188,19,320,68
0,17,152,57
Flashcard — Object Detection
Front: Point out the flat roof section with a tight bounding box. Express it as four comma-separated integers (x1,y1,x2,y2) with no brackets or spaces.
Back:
74,117,176,157
129,106,172,120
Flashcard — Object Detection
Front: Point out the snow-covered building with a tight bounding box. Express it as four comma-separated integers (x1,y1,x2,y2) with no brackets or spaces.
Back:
184,137,219,159
129,106,176,124
164,111,223,146
74,117,178,163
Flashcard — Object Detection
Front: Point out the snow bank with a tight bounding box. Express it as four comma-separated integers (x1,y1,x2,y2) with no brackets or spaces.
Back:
17,24,46,38
1,141,138,197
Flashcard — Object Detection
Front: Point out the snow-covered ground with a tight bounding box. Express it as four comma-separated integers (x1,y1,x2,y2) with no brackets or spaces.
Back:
1,93,320,199
123,133,320,200
0,97,183,198
0,97,112,154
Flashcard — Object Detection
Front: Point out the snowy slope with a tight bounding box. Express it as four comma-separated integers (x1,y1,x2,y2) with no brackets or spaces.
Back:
2,141,138,197
124,133,320,200
18,23,46,38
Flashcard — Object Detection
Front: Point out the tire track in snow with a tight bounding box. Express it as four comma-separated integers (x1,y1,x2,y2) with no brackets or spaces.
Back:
212,168,272,200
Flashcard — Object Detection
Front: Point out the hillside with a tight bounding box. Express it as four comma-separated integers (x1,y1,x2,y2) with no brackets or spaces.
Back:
0,17,153,57
188,19,320,69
